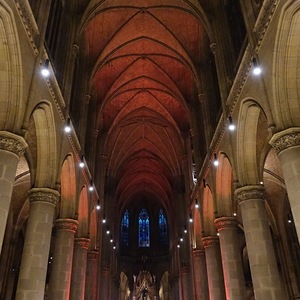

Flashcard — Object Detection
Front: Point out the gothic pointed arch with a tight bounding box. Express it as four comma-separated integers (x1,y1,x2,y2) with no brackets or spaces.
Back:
273,0,300,128
60,154,77,218
31,102,57,188
0,2,24,131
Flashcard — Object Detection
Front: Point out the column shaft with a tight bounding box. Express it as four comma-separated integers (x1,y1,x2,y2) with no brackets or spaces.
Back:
193,249,209,300
180,266,193,300
70,237,90,300
0,132,27,254
215,217,246,300
48,219,78,300
16,188,59,300
270,128,300,243
202,236,226,300
85,250,99,300
236,186,285,300
100,268,110,300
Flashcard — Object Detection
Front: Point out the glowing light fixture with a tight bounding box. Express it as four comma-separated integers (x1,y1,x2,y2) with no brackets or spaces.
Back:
79,155,85,168
195,199,199,209
102,214,106,223
252,57,262,76
41,59,50,77
184,226,187,234
89,180,94,191
64,118,71,133
213,153,219,166
228,116,236,131
189,214,193,223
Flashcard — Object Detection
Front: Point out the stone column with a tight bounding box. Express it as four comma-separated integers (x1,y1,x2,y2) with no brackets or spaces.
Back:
215,217,246,300
180,266,193,300
169,275,180,300
47,219,78,300
270,128,300,243
85,250,99,300
0,131,27,254
235,185,285,300
100,268,110,300
70,237,90,300
16,188,59,300
202,236,225,300
193,249,209,300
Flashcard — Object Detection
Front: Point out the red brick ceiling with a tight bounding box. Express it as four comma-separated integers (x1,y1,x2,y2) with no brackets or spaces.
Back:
81,0,209,209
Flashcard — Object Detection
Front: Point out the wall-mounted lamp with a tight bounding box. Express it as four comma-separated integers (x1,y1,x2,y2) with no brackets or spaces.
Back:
189,214,193,223
110,235,113,243
228,116,236,131
180,236,183,242
102,214,106,223
213,153,219,166
106,226,110,235
79,155,85,168
96,203,101,210
184,225,187,234
113,243,116,250
89,180,94,191
64,118,71,133
195,199,199,209
252,57,262,76
41,59,50,77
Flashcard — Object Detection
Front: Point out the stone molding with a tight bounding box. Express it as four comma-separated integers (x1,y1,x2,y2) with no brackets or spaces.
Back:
101,267,110,275
235,185,265,205
270,127,300,155
202,236,219,248
74,237,90,249
214,217,238,232
193,249,205,259
0,131,27,157
28,188,60,206
54,218,78,233
87,250,99,260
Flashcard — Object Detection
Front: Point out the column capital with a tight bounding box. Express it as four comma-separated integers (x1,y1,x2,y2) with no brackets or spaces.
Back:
0,131,27,157
87,250,99,260
202,236,219,248
269,127,300,155
214,217,238,232
74,237,90,249
28,188,60,206
54,218,78,233
193,249,205,258
180,266,190,274
234,185,265,205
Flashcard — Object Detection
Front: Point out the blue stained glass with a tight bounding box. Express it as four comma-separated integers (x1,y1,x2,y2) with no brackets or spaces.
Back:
159,209,168,245
138,209,150,247
121,209,129,246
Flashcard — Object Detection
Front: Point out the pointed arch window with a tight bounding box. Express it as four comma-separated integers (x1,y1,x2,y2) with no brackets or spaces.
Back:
138,209,150,247
159,209,168,245
121,209,129,246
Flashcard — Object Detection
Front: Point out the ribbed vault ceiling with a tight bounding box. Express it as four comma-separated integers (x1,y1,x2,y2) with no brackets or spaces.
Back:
81,0,210,209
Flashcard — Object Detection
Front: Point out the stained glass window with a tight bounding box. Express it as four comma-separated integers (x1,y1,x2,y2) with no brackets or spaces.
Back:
159,209,168,245
138,209,150,247
121,209,129,246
